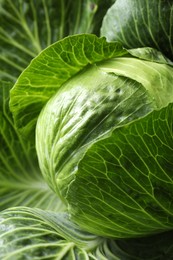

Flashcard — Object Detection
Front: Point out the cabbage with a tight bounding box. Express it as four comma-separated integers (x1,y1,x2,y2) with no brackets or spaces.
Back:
1,0,173,259
34,37,173,238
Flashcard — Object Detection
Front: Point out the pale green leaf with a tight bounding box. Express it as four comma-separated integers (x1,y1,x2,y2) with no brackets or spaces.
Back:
36,63,154,197
0,207,102,260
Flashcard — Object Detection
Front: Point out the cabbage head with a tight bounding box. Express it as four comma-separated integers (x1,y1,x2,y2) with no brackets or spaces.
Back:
11,35,173,238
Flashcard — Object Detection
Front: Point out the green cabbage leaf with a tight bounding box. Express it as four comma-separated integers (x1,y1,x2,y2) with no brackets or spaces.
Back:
101,0,173,61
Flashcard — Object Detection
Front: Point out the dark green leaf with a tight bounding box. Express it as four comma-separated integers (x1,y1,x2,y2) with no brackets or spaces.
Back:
101,0,173,60
67,103,173,238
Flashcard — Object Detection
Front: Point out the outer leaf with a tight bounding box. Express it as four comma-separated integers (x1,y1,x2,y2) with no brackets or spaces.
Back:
0,207,102,259
101,0,173,60
10,34,127,137
67,103,173,238
0,81,64,211
0,0,114,82
1,207,173,260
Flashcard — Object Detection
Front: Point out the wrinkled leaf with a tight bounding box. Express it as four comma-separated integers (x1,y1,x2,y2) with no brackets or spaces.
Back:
1,207,173,259
0,207,102,259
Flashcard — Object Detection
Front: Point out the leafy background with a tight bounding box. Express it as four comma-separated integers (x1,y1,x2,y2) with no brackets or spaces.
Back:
0,0,114,82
